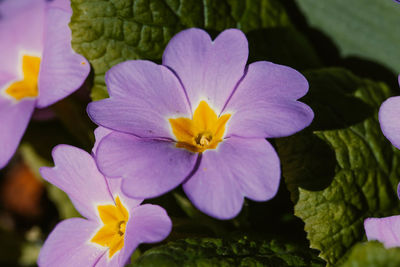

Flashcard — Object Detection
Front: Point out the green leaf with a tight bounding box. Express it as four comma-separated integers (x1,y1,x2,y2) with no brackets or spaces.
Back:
295,0,400,73
70,0,321,100
276,68,400,265
341,241,400,267
132,236,325,267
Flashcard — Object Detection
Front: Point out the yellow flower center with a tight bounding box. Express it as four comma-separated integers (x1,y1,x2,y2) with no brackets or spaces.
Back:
4,54,40,101
91,196,129,258
169,101,231,153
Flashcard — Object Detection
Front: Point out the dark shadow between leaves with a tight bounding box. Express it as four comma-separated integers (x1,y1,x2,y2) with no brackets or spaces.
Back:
246,27,321,70
276,132,336,203
340,57,399,90
302,69,374,131
276,68,378,202
22,119,81,162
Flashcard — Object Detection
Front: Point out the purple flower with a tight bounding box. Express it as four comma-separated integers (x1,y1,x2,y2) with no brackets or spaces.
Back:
364,184,400,248
38,130,172,266
379,76,400,150
364,77,400,247
88,28,314,219
0,0,90,168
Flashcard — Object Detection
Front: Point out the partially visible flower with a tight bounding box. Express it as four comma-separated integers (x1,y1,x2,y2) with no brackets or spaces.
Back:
365,77,400,247
379,76,400,150
38,138,172,266
88,28,314,219
364,184,400,248
0,0,90,168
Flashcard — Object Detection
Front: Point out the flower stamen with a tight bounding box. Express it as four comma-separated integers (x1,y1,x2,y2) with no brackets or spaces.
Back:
91,196,129,258
169,101,230,153
195,132,213,147
4,54,40,101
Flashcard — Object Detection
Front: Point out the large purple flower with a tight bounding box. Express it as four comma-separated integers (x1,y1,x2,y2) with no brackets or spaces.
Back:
88,28,314,219
0,0,90,168
365,76,400,247
379,76,400,150
38,139,172,266
364,184,400,248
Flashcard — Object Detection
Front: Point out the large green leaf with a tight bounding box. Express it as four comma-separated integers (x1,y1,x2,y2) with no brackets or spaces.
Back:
295,0,400,73
341,241,400,267
276,68,400,265
70,0,321,100
132,236,324,266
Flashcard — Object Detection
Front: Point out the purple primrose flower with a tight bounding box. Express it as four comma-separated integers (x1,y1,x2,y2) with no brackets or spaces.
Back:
379,76,400,150
38,130,172,266
0,0,90,168
88,28,314,219
364,184,400,248
364,76,400,247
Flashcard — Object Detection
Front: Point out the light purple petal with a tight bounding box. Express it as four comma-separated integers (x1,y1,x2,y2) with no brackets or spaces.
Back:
93,126,113,155
364,215,400,248
183,137,280,220
38,218,105,267
94,252,122,267
0,71,15,88
92,127,143,209
47,0,71,12
398,183,400,200
88,60,191,139
96,131,198,198
107,178,143,210
163,28,248,113
37,7,89,108
0,95,35,169
40,145,114,220
379,96,400,150
223,61,314,138
0,0,45,74
117,204,172,266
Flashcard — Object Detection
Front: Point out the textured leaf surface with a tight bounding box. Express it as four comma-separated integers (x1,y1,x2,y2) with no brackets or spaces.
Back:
132,236,324,267
276,68,400,265
70,0,322,100
295,0,400,73
342,241,400,267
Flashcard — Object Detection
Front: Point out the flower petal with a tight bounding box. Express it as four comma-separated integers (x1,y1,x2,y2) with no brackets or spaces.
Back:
223,61,314,138
163,28,248,113
0,0,45,74
183,137,280,219
40,145,114,220
48,0,71,12
0,96,35,168
364,215,400,248
95,131,198,198
398,183,400,200
38,218,105,267
117,204,172,266
92,127,143,209
107,178,143,211
36,7,90,108
379,96,400,150
93,126,113,155
88,60,191,139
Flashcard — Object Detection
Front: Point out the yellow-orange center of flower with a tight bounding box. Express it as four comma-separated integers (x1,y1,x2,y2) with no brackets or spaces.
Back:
169,101,231,153
91,196,129,258
5,55,40,101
